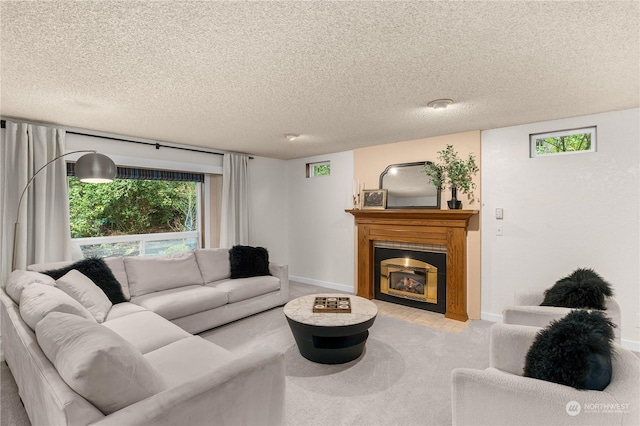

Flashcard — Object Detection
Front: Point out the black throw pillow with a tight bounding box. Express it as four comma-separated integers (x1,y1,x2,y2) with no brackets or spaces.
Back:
524,310,616,390
541,268,613,310
229,245,271,279
41,257,127,304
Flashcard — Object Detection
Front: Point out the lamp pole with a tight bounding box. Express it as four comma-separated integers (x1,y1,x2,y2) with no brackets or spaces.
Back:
11,150,107,271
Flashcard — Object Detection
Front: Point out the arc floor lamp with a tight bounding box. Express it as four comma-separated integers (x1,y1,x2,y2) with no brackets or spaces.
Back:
12,150,116,271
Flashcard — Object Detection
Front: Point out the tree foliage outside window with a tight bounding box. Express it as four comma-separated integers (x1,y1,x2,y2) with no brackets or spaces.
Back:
314,164,330,176
307,161,330,177
531,127,596,157
68,178,198,238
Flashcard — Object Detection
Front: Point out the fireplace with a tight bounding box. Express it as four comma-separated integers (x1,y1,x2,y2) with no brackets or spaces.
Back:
374,245,446,313
347,209,476,321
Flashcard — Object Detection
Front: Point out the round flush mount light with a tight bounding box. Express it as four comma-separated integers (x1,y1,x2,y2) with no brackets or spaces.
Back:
285,133,300,141
427,99,454,109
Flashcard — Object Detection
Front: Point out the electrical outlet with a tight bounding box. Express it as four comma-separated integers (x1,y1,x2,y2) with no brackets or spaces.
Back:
496,225,503,236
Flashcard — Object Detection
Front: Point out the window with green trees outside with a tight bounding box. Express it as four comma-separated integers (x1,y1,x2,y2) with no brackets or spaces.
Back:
530,126,596,157
68,177,199,257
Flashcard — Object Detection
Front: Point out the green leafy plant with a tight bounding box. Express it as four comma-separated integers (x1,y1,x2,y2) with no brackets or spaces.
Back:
423,145,479,195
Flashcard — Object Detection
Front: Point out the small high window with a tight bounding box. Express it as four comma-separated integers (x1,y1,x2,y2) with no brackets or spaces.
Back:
530,126,596,158
306,161,330,178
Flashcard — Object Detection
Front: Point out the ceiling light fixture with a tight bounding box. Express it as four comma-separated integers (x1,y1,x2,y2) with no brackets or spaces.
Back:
427,99,454,110
285,133,300,141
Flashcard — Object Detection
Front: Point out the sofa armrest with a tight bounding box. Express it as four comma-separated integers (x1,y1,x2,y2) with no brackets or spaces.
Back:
91,348,285,426
503,301,621,344
269,262,289,303
513,289,545,306
452,367,624,426
489,323,540,375
503,305,572,328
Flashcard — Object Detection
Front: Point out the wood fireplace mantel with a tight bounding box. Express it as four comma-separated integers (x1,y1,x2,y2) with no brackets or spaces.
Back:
347,209,477,321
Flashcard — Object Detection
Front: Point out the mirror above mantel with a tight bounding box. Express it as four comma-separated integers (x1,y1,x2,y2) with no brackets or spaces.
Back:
379,161,441,209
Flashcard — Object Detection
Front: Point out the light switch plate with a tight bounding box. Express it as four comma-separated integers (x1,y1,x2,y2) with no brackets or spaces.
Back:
496,225,504,236
496,208,504,220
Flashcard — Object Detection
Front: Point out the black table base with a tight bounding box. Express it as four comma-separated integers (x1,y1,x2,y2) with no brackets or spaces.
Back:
286,316,376,364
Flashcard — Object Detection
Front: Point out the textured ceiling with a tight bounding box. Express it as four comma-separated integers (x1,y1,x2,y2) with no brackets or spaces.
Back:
1,1,638,160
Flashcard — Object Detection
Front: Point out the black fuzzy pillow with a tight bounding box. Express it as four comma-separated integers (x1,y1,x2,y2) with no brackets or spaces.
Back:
41,257,127,304
524,310,616,390
541,268,613,310
229,245,271,279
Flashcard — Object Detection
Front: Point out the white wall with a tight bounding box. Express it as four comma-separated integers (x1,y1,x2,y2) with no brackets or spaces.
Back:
286,151,355,292
481,108,640,348
248,156,289,265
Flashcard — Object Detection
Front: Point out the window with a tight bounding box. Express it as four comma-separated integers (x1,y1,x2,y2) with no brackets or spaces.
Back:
306,161,330,177
67,164,203,257
530,126,596,157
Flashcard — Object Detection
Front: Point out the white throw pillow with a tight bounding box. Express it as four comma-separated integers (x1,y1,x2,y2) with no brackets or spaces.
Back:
19,283,95,330
55,270,113,323
124,252,204,297
36,312,166,415
194,248,231,283
5,270,56,304
103,256,130,300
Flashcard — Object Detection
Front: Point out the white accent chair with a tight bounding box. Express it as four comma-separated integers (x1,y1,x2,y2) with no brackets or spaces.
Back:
452,323,640,426
502,289,622,343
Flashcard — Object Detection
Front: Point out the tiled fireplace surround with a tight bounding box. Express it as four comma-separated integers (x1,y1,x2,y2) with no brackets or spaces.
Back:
348,209,477,321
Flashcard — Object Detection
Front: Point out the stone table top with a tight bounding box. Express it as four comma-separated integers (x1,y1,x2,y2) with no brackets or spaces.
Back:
283,293,378,327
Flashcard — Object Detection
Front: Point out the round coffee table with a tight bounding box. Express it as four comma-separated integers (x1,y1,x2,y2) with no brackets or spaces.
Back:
284,294,378,364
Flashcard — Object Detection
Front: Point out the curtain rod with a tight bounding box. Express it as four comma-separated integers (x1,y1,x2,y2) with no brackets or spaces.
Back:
0,119,254,159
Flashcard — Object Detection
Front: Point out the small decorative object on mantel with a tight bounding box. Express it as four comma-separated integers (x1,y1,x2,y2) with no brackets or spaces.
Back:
313,296,352,313
353,180,365,209
361,189,388,210
423,144,479,209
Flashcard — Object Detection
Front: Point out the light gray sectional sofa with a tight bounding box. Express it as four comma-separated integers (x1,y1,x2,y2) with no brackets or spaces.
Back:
0,249,289,425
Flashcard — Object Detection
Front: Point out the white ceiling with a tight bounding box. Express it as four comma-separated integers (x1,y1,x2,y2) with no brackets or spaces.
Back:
1,1,638,160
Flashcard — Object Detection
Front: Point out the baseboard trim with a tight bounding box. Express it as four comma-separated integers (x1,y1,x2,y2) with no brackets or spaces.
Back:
621,339,640,352
481,312,503,323
289,276,354,293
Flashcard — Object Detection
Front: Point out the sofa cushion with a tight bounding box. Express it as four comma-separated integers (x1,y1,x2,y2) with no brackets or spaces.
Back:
524,310,615,390
40,257,127,304
229,245,271,279
144,336,235,388
55,270,113,323
36,312,166,415
103,311,192,354
194,248,231,283
103,256,130,300
131,285,228,320
208,275,281,303
5,270,56,304
105,302,148,321
20,283,96,330
124,252,204,298
541,268,613,310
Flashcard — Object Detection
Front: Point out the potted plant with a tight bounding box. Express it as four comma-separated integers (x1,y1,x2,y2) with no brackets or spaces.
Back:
423,145,479,209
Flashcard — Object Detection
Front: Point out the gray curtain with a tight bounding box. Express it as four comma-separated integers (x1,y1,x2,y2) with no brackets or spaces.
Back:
220,153,249,248
0,121,72,279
